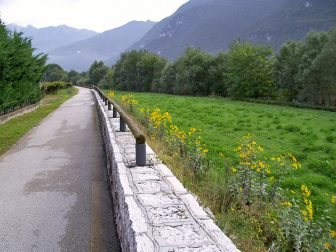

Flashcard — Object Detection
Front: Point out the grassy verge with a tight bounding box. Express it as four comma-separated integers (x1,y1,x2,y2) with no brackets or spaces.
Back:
0,88,78,156
106,90,336,250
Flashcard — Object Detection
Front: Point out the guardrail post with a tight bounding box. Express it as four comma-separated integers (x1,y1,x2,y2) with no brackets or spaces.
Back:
108,101,112,110
120,117,126,132
136,143,146,166
105,98,108,106
113,107,118,118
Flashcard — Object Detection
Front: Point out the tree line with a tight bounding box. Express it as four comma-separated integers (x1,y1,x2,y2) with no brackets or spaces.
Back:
48,28,336,108
0,20,47,114
109,28,335,107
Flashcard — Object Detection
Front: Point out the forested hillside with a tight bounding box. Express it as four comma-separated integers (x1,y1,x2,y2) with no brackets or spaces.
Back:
244,0,336,50
48,21,155,71
130,0,286,59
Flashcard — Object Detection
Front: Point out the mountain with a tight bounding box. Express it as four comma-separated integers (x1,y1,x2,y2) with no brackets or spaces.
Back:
129,0,287,60
48,21,155,71
243,0,336,50
6,24,98,52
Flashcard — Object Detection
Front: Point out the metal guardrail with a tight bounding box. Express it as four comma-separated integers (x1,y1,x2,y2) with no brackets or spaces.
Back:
92,86,147,166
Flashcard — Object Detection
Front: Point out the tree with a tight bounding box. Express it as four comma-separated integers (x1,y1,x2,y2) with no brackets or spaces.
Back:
112,50,167,92
66,70,80,85
275,29,335,106
210,52,229,97
157,63,177,94
88,60,108,85
226,41,274,99
41,64,66,82
173,47,215,96
99,68,114,89
274,41,304,101
0,19,46,113
297,31,329,105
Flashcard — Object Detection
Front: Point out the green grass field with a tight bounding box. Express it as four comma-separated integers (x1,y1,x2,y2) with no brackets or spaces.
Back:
113,91,336,217
0,88,78,156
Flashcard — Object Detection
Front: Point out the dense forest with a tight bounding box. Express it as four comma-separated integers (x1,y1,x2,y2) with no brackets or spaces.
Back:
0,20,47,114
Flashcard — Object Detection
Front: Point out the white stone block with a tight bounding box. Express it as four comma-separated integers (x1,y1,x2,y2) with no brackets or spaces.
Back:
156,164,174,177
200,220,240,252
146,145,155,155
117,162,127,175
154,222,212,247
119,174,133,196
135,233,155,252
114,151,123,163
166,176,187,195
125,196,148,234
138,193,180,206
180,194,209,220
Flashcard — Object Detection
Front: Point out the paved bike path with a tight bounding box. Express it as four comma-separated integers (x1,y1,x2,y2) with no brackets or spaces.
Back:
0,88,120,251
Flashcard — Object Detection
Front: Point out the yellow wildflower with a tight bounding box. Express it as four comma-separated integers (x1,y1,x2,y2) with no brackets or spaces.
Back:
107,90,115,97
258,161,265,168
330,230,336,238
301,185,311,198
307,200,313,221
332,195,336,204
325,242,332,249
231,167,238,173
281,201,293,207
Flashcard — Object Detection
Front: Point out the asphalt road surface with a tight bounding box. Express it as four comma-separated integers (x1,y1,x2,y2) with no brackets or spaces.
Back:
0,88,120,252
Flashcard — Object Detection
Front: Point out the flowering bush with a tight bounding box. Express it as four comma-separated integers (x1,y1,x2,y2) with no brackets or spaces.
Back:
137,106,209,175
118,93,209,175
229,133,301,205
229,133,335,251
107,90,115,97
273,185,335,251
120,94,138,111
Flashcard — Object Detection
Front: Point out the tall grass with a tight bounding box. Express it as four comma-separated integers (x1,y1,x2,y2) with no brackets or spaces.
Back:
109,91,336,251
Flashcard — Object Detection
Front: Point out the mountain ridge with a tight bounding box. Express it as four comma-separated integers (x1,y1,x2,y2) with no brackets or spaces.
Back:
6,23,98,52
128,0,287,59
48,20,155,71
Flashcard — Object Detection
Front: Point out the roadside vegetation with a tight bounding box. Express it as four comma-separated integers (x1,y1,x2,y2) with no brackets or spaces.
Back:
0,88,78,156
95,27,336,252
107,90,336,251
0,20,47,115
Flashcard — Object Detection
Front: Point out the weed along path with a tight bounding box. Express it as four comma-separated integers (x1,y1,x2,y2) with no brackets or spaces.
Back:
0,88,120,251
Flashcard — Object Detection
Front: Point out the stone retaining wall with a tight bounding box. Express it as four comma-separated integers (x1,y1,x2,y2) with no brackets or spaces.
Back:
92,90,239,252
0,103,40,124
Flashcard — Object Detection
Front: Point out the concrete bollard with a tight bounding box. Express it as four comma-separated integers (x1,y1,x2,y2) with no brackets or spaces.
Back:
113,107,118,118
108,101,112,110
120,117,126,132
136,143,146,166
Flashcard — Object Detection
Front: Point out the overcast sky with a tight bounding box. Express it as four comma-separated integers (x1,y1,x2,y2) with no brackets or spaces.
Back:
0,0,188,32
